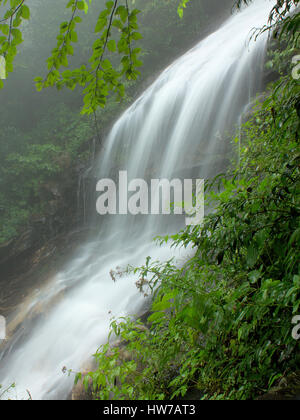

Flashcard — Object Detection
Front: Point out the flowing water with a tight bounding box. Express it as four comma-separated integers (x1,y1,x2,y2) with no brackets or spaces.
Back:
0,0,272,400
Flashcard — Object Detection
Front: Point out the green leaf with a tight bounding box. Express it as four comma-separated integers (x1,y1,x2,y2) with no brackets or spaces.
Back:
21,5,30,20
107,39,116,52
247,244,259,268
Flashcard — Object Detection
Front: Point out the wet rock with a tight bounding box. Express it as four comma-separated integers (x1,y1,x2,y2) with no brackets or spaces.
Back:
71,359,97,401
0,161,87,268
0,229,35,266
256,371,300,400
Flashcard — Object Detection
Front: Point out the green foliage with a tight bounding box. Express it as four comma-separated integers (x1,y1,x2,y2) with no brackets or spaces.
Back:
177,0,192,19
0,0,30,87
265,33,299,76
85,59,300,400
235,0,299,45
0,0,144,113
36,0,144,114
0,382,16,399
0,103,93,244
79,318,151,400
1,0,297,112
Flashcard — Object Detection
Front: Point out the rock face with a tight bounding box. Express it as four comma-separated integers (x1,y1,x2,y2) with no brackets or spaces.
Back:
71,359,97,401
71,375,94,401
257,372,300,400
0,160,91,271
0,227,91,322
0,230,35,266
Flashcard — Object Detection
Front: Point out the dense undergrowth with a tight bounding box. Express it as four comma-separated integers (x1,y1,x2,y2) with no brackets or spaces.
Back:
80,47,300,400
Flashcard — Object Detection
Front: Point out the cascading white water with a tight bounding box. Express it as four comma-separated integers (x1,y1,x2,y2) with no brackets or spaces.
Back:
0,0,272,400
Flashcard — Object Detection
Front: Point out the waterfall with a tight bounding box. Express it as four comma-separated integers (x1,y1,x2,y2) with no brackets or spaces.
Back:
0,0,272,400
